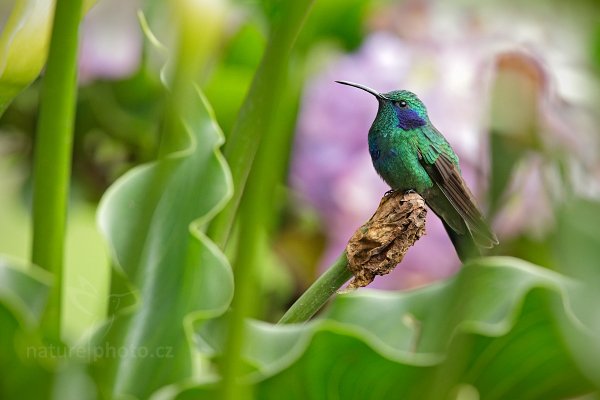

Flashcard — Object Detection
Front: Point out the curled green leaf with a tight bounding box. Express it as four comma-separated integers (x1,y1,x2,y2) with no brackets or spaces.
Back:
94,87,233,398
186,257,596,400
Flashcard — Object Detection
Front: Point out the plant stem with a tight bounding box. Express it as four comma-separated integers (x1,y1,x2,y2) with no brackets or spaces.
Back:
279,192,428,324
219,190,261,400
279,252,352,324
217,3,314,398
219,61,305,400
206,0,315,249
31,0,83,340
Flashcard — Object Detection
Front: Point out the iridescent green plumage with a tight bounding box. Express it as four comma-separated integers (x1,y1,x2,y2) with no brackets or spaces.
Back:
337,81,498,262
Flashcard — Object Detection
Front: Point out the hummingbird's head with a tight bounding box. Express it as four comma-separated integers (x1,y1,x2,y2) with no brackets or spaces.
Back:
336,81,429,131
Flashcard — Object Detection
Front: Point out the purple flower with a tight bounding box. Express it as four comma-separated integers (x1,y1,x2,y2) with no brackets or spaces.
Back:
78,0,142,83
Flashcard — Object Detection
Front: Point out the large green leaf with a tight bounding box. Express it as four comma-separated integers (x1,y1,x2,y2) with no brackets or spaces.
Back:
0,0,96,115
0,0,55,115
294,0,372,52
180,257,597,399
92,87,233,399
0,257,53,399
552,198,600,388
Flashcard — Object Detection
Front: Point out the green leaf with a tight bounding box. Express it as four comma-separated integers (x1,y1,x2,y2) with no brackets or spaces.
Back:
0,257,51,330
295,0,372,52
0,257,54,399
182,257,596,399
206,0,316,248
92,87,233,398
0,0,95,116
0,0,54,115
552,198,600,387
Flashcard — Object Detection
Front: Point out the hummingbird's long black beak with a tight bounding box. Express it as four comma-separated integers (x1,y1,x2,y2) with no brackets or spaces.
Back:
335,80,386,100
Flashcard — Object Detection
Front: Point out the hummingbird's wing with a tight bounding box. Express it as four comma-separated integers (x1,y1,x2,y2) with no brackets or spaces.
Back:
418,133,499,248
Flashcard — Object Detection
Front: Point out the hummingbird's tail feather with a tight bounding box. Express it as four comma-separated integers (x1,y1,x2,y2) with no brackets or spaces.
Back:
424,187,493,262
442,220,481,263
423,152,499,248
467,221,498,249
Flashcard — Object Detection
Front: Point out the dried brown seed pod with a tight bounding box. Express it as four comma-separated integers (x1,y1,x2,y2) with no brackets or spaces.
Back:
345,191,427,288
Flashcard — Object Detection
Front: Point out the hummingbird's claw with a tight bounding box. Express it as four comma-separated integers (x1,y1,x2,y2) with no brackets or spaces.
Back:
404,189,416,195
384,189,397,197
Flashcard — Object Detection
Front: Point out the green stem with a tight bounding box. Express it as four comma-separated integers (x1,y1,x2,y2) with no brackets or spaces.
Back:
278,252,352,324
31,0,83,340
219,58,305,400
207,0,315,249
219,192,261,400
217,3,314,397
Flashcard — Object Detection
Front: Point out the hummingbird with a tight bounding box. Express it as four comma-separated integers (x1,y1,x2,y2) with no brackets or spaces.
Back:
336,81,498,262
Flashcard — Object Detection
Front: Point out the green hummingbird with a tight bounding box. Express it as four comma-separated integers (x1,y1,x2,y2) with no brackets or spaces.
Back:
336,80,498,262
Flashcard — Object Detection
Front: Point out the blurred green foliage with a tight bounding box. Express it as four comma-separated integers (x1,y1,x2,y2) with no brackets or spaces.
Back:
0,0,599,399
184,258,597,399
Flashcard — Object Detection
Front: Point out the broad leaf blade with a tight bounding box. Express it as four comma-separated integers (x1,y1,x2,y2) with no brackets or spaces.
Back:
0,257,53,399
183,257,596,399
93,88,233,398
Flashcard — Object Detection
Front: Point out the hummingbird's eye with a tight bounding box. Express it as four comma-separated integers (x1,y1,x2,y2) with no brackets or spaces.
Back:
396,100,408,108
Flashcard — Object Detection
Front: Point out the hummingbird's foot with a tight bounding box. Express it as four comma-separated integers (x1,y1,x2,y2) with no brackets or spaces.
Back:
404,189,416,195
384,189,397,197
